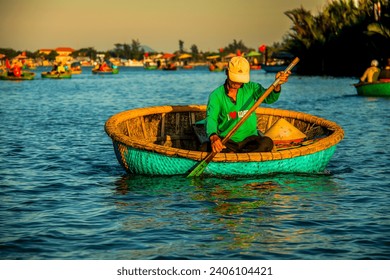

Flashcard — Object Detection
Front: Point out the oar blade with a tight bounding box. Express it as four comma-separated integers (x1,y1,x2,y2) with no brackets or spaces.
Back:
187,159,209,178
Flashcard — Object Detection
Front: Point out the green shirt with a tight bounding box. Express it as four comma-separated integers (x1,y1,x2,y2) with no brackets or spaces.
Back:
206,81,280,142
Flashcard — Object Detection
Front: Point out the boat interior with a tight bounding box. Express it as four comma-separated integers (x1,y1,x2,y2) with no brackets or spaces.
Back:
115,107,333,152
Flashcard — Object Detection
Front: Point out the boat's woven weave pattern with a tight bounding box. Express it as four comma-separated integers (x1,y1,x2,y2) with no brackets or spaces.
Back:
112,140,336,176
105,105,344,176
114,143,193,175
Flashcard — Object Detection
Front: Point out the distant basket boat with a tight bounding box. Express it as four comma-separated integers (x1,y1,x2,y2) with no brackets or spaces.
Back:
0,71,35,81
41,71,72,79
262,64,299,73
353,81,390,97
250,65,261,70
71,70,82,74
162,64,177,71
261,64,288,73
262,52,298,73
182,65,194,70
70,68,82,74
92,68,119,74
144,65,158,70
105,105,344,177
70,62,82,74
208,66,224,72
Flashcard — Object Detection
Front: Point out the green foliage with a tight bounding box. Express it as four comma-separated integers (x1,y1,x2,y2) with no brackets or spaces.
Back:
223,39,250,55
178,40,184,53
282,0,390,76
46,51,58,61
0,48,19,58
72,47,97,60
190,44,200,60
109,40,144,60
190,44,199,55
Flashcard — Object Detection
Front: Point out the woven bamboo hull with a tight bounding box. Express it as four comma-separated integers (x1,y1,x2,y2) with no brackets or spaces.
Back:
208,67,224,72
92,68,119,74
0,71,35,80
105,105,344,176
144,65,158,70
41,72,72,79
354,81,390,97
261,64,298,73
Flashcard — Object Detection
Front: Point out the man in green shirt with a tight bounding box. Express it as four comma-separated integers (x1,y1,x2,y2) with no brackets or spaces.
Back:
206,56,291,153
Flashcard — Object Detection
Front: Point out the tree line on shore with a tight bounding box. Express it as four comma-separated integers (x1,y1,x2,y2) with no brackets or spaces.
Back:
282,0,389,76
1,0,388,76
0,39,255,67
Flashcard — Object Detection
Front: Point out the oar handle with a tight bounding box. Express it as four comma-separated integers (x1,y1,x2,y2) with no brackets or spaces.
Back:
271,57,300,87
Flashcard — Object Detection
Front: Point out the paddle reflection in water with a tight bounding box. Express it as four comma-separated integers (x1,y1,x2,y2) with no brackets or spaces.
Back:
111,174,341,259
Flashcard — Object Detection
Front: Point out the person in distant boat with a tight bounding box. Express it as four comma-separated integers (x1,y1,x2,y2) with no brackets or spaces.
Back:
99,62,109,71
209,60,217,71
209,59,225,71
57,62,65,74
2,57,11,74
206,56,291,153
9,60,21,77
378,58,390,81
167,62,176,70
50,62,58,74
360,59,380,83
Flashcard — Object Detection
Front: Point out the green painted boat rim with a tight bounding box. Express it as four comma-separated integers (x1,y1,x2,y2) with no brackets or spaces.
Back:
0,71,35,80
41,71,72,78
353,80,390,97
354,80,390,88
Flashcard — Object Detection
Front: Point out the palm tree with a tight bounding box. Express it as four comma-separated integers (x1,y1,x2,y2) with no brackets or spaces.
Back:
283,0,390,75
285,7,324,49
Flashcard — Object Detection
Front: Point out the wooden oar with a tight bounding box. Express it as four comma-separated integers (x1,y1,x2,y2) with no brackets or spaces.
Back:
187,57,300,178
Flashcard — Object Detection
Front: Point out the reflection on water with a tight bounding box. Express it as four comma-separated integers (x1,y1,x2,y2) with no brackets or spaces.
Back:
112,174,342,258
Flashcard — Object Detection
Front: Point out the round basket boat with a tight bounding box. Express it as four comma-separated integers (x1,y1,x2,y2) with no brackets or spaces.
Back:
105,105,344,176
0,71,35,81
354,81,390,97
92,68,119,74
41,71,72,79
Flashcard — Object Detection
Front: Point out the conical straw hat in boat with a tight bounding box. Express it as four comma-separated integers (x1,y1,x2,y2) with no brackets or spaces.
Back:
264,118,307,144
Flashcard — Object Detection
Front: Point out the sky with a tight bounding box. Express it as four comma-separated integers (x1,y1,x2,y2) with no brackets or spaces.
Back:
0,0,328,53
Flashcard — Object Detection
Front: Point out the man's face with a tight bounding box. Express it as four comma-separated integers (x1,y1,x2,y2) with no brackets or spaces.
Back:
227,78,243,89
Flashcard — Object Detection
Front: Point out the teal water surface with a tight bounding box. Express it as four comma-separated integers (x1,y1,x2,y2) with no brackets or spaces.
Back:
0,67,389,259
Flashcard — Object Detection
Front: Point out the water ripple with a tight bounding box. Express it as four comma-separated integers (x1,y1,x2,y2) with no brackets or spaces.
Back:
1,68,389,259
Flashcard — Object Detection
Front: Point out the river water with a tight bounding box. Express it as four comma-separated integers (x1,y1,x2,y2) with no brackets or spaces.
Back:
0,66,389,260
